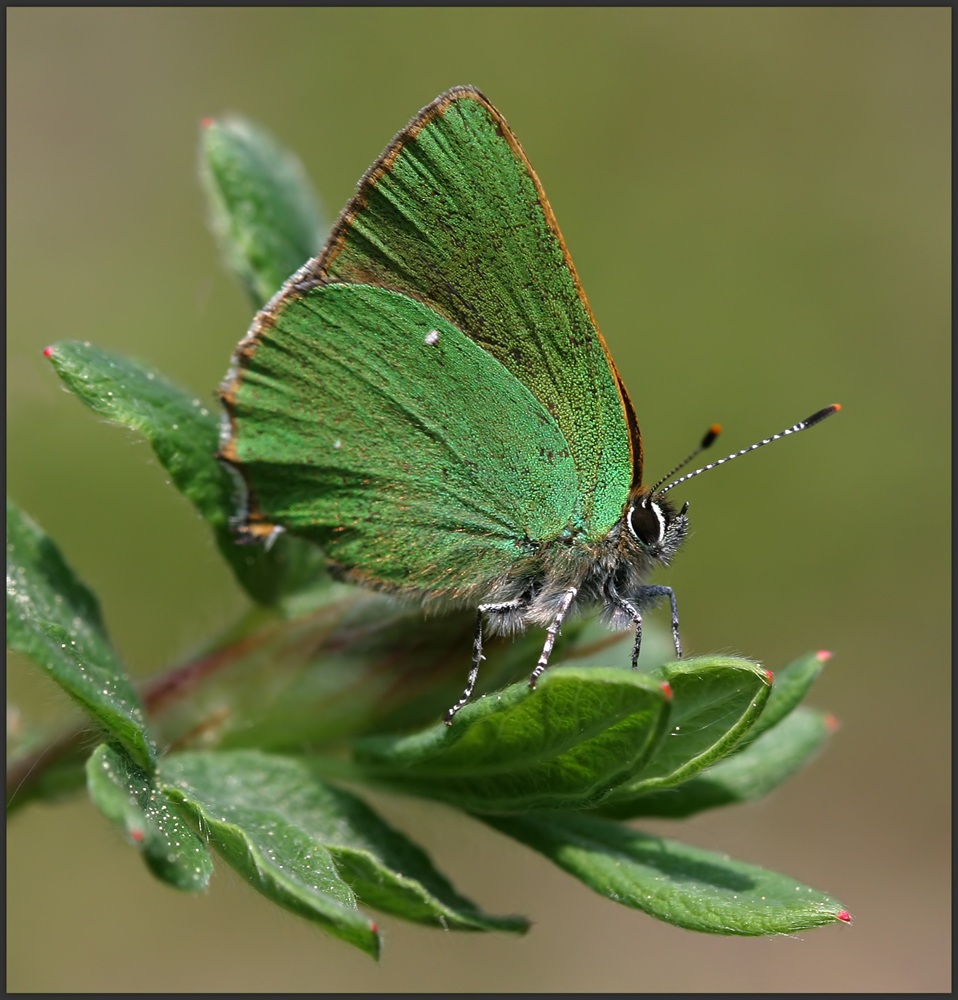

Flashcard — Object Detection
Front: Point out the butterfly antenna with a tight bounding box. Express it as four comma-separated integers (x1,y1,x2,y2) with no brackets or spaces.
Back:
657,404,842,497
647,424,723,498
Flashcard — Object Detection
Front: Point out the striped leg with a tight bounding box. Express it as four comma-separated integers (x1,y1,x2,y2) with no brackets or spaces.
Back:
444,599,523,725
615,585,683,669
528,587,578,688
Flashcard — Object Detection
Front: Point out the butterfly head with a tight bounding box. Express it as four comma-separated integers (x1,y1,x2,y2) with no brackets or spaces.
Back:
625,490,689,566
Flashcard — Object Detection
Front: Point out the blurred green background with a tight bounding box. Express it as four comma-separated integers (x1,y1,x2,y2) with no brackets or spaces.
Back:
7,7,949,992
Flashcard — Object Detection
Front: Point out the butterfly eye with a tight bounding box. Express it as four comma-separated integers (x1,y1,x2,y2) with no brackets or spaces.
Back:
627,500,667,548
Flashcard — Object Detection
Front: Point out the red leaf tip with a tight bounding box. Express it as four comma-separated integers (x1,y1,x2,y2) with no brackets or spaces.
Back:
764,669,775,683
816,650,833,662
836,909,852,923
42,346,55,358
200,116,215,129
130,828,145,843
824,712,841,733
369,922,379,933
660,681,673,701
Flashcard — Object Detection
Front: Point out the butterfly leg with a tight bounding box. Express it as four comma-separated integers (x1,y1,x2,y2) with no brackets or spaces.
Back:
444,599,523,725
611,596,644,669
528,587,578,689
615,586,683,668
640,585,683,660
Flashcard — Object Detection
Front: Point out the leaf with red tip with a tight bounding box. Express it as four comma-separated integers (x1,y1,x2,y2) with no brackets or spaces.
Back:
601,657,772,803
484,810,850,936
161,749,527,952
743,650,829,743
86,743,212,890
593,706,834,819
354,666,672,813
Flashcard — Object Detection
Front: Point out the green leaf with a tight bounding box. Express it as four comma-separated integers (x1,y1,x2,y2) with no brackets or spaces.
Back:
86,743,213,890
200,115,326,307
594,652,833,817
746,650,829,741
484,811,849,936
353,666,671,813
160,750,374,956
602,657,771,804
44,341,326,607
6,498,154,769
594,706,834,819
161,750,526,953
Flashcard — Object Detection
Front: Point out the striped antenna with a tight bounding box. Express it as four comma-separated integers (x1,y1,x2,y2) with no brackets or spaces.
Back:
646,424,722,498
657,404,841,497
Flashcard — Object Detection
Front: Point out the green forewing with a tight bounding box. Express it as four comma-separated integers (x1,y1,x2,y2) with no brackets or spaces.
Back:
312,87,634,532
231,283,579,595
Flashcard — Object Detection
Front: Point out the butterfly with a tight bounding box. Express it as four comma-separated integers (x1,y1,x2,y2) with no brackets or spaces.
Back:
218,86,839,722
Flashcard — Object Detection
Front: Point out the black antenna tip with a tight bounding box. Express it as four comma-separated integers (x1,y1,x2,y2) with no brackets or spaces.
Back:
804,403,842,428
701,424,722,449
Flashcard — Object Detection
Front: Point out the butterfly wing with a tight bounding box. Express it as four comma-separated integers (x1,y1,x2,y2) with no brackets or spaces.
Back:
310,87,640,531
221,282,579,598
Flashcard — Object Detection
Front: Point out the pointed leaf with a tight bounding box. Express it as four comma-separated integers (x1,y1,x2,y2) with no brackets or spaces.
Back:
745,650,829,741
44,341,326,607
6,498,154,769
354,666,671,813
603,657,771,803
200,115,326,307
160,750,376,956
161,750,526,950
86,743,213,890
594,706,834,819
484,811,849,936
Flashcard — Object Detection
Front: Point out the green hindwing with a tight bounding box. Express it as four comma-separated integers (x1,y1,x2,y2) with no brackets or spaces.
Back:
228,283,579,596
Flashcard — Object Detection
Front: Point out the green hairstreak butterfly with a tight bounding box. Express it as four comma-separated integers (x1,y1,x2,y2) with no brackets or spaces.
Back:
218,86,840,722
